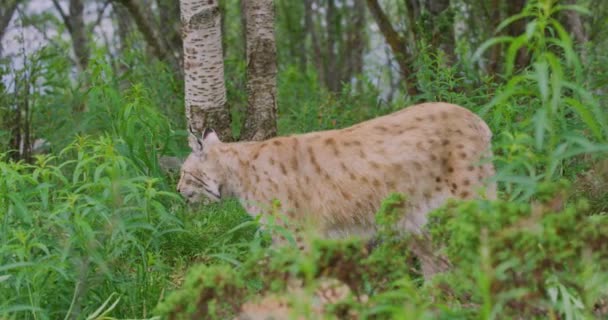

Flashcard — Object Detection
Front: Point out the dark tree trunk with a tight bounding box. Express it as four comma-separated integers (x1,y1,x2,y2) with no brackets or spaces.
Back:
325,0,338,92
366,0,418,96
241,0,278,141
157,0,183,65
305,0,323,81
507,0,529,71
51,0,90,72
424,0,455,63
69,0,89,71
296,2,307,72
112,3,132,89
114,0,180,75
487,0,503,75
114,3,132,55
564,0,588,45
341,0,365,86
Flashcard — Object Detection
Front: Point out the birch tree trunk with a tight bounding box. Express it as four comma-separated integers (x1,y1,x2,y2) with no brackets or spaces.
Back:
181,0,233,141
240,0,277,141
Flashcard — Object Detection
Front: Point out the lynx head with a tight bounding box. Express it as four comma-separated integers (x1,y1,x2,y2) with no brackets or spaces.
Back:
177,127,223,204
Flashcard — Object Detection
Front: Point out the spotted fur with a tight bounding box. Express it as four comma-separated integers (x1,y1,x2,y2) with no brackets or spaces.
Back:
177,102,496,239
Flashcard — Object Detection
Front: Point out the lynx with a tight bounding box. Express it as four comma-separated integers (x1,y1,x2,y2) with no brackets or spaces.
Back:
177,102,496,240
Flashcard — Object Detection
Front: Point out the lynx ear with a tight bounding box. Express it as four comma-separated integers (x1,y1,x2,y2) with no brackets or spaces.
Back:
188,125,204,153
202,128,220,145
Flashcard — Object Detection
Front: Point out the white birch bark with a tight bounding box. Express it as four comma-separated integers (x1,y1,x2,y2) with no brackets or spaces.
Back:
181,0,232,140
240,0,277,141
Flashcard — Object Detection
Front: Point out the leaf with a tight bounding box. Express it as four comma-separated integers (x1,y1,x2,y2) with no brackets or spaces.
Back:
472,36,514,62
85,293,121,320
206,253,241,267
525,20,537,40
8,193,30,223
563,82,608,141
0,262,35,273
479,75,531,117
563,97,602,141
496,11,535,33
505,34,529,76
533,61,549,102
534,109,548,151
552,4,591,16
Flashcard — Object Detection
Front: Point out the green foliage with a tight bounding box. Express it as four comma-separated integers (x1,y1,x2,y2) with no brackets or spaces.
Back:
155,264,246,319
0,137,183,318
277,65,391,134
428,182,607,319
0,52,253,319
473,0,608,200
156,182,608,319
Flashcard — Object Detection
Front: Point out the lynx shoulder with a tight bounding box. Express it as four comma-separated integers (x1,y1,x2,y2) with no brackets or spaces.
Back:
177,102,496,237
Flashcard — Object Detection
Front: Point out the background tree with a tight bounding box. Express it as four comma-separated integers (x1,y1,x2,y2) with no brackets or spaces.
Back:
51,0,91,72
240,0,278,141
180,0,233,141
366,0,418,95
113,0,181,74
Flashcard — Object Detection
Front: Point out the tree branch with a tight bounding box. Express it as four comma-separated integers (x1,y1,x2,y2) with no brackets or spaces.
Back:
88,0,111,33
112,0,179,74
366,0,418,95
51,0,72,34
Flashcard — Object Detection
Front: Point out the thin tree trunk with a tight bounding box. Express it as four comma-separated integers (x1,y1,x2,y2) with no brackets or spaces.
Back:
114,3,132,57
564,12,587,45
115,0,180,74
296,2,307,72
486,0,502,75
403,0,419,59
564,0,588,63
157,0,183,65
325,0,338,92
366,0,418,96
0,0,19,55
69,0,89,71
405,0,420,20
181,0,233,140
507,0,529,71
241,0,278,141
305,0,323,82
341,0,365,87
351,0,365,77
113,3,132,89
51,0,90,72
425,0,455,63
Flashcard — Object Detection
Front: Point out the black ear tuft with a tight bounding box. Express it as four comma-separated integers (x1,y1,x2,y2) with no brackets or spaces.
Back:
203,128,215,139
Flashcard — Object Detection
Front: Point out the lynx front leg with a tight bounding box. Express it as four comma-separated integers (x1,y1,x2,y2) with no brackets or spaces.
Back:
408,232,451,280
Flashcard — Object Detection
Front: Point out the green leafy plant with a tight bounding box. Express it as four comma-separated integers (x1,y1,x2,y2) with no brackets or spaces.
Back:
473,0,608,200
